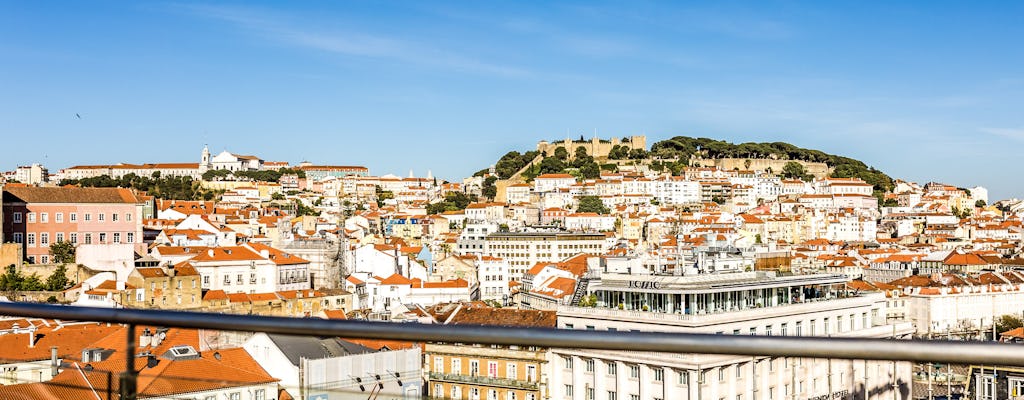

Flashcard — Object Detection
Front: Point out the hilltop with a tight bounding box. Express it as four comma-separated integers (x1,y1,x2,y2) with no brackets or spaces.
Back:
475,135,894,198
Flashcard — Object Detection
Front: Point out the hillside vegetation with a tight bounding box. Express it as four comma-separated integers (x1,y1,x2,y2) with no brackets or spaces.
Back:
476,136,895,198
650,136,894,193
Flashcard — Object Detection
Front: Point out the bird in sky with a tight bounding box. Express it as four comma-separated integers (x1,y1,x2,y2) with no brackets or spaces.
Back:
75,113,81,119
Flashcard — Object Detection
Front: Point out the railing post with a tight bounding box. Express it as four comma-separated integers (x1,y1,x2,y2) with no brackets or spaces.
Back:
120,323,138,400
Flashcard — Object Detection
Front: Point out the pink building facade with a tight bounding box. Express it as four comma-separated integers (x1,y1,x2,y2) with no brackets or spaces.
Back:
2,187,144,264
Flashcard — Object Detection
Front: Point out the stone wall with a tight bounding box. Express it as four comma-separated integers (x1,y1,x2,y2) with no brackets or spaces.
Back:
536,136,647,160
693,158,833,178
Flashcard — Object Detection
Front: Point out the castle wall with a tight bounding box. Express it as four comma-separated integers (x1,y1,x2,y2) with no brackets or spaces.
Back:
536,136,647,160
693,158,833,178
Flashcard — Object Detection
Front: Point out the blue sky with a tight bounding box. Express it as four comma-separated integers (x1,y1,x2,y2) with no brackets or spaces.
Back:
2,1,1022,199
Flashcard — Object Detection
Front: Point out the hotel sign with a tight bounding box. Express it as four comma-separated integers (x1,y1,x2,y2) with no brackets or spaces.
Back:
806,390,849,400
627,281,660,289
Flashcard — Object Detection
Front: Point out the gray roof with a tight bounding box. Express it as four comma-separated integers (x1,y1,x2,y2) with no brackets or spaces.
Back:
267,334,373,366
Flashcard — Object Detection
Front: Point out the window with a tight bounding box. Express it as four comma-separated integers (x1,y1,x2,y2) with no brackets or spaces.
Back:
488,361,498,378
781,323,788,336
488,389,498,400
111,213,118,222
586,359,595,372
629,364,639,378
126,213,132,221
1011,378,1024,397
98,213,104,221
606,391,616,400
749,327,756,335
70,213,77,222
27,233,35,247
796,321,803,336
470,360,480,376
654,368,664,381
452,358,461,374
236,274,243,285
98,233,106,243
526,365,536,381
127,232,134,243
733,329,741,335
736,363,743,378
40,213,48,223
631,395,639,400
452,386,461,399
55,213,63,223
564,356,573,369
84,233,92,244
84,213,91,221
13,233,22,244
823,318,830,335
607,362,617,376
719,367,725,381
28,213,36,223
565,385,573,397
56,233,64,243
434,357,444,373
228,393,240,400
69,233,78,244
765,325,772,336
224,275,231,285
978,375,995,400
40,233,49,246
587,388,595,400
41,255,48,264
507,392,516,400
12,212,22,223
470,389,480,400
507,362,517,379
434,384,442,397
203,275,210,285
113,233,120,243
678,370,689,385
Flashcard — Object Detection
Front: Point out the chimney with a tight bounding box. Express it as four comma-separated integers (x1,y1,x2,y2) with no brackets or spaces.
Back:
50,346,59,377
208,249,215,257
81,349,92,363
140,328,152,348
29,327,35,348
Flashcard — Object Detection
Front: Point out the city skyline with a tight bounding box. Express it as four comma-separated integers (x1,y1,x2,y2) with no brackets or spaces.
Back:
2,2,1023,199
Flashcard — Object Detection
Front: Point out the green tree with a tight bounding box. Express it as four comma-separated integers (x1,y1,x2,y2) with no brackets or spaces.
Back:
577,196,610,214
45,264,70,291
271,192,285,201
781,161,808,180
976,199,987,208
580,162,601,179
482,176,498,200
996,314,1024,335
553,147,568,160
49,241,76,264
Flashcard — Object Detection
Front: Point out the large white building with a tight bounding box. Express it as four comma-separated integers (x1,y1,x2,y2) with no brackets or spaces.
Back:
484,232,609,281
550,270,915,400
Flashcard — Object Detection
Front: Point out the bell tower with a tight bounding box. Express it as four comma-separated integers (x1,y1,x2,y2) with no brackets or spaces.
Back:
200,144,211,173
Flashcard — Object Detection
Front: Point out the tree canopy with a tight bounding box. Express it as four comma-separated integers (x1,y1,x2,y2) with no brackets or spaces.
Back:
60,174,221,200
577,196,610,214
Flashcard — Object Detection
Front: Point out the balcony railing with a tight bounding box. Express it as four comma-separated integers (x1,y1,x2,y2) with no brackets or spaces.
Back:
427,372,539,390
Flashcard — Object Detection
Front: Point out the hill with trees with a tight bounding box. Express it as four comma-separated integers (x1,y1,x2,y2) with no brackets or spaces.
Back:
650,136,894,194
475,136,895,201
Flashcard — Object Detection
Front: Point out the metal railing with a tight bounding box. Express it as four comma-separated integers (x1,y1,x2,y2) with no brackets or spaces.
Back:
0,302,1021,399
0,302,1022,366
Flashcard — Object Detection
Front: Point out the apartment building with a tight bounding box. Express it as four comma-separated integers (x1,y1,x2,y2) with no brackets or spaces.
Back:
2,186,144,264
551,270,915,400
483,232,608,281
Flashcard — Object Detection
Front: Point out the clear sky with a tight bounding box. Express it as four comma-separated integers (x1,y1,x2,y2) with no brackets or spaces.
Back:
2,1,1022,199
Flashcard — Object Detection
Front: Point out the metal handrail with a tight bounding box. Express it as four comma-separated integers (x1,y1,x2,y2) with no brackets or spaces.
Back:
1,302,1023,366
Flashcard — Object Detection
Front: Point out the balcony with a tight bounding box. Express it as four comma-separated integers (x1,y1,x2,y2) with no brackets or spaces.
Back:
427,372,539,390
